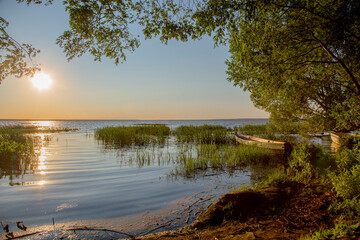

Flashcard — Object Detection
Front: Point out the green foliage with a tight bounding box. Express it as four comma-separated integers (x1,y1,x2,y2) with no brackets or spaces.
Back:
303,222,360,239
225,0,360,132
54,0,360,133
287,143,330,184
175,125,234,145
0,128,39,180
5,0,359,134
235,124,269,136
0,17,40,83
328,147,360,200
95,124,171,147
0,138,24,159
257,169,291,189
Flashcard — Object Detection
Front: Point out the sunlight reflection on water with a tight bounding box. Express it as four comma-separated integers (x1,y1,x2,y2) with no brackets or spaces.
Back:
0,119,270,227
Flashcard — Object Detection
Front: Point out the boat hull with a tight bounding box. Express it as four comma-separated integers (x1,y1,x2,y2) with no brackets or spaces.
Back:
235,134,291,151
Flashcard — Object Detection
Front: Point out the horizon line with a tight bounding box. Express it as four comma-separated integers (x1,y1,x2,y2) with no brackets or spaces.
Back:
0,117,269,121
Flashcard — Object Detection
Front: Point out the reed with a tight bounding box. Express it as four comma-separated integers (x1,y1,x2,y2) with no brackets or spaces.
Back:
0,125,78,134
172,144,276,178
0,128,40,179
234,124,269,135
95,124,171,147
175,125,234,145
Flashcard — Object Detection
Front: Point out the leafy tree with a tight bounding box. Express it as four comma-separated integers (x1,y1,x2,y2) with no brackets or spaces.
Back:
0,17,40,83
2,0,360,132
0,0,53,83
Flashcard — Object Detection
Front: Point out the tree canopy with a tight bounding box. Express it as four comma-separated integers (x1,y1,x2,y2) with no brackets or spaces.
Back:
1,0,359,132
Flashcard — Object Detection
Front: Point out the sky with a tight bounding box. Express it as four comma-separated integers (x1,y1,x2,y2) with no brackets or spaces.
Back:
0,0,268,120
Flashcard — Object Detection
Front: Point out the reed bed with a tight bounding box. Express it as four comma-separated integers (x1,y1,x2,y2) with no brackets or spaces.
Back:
0,125,78,179
0,125,77,134
172,144,277,178
0,128,41,179
175,125,234,145
95,124,171,147
113,142,277,178
234,124,269,136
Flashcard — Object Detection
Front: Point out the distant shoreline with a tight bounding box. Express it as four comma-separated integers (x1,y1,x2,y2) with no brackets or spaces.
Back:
0,118,269,121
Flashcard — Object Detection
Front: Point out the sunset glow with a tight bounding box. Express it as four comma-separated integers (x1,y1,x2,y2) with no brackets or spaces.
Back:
31,72,52,90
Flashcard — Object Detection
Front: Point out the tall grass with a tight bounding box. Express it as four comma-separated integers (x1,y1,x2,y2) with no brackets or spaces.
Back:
0,125,77,134
175,125,234,144
0,128,39,180
0,125,77,181
172,144,277,178
95,124,171,147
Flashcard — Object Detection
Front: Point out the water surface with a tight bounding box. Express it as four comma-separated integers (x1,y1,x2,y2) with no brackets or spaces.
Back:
0,119,269,228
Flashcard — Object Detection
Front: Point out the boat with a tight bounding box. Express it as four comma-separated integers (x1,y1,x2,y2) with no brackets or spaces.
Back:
235,133,292,151
330,132,360,146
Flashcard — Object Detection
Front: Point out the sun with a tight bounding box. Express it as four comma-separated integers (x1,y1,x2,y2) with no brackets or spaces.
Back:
31,72,52,90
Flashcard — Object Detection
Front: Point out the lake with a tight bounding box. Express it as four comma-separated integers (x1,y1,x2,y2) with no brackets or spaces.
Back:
0,119,273,236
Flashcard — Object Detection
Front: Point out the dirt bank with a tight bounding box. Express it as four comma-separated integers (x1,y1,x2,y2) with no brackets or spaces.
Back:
136,183,337,239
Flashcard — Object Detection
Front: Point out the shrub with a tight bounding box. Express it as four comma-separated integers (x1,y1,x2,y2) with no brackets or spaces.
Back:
287,143,329,184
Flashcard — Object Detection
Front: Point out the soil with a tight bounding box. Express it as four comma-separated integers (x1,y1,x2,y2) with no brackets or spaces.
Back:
136,183,339,240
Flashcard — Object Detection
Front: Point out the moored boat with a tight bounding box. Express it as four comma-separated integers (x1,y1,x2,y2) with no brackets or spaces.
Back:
331,132,360,146
235,133,292,151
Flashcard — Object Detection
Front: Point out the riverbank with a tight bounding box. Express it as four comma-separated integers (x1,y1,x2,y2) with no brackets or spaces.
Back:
136,142,360,240
137,183,335,240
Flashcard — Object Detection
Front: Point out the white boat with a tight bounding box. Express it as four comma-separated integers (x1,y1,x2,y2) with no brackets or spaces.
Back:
235,133,292,151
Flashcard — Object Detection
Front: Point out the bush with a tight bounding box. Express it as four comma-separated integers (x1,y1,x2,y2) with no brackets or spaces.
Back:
287,143,330,184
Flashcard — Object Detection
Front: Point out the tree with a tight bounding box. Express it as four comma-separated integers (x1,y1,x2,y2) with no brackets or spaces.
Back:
0,0,53,83
0,17,40,83
223,0,360,132
2,0,360,132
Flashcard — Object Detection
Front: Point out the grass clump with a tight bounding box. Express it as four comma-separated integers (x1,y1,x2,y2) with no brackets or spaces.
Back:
234,124,269,136
0,128,40,180
175,125,234,145
172,144,276,178
0,125,77,134
95,124,171,147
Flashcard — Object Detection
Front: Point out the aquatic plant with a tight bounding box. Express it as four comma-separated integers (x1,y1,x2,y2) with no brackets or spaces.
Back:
172,144,276,178
95,124,171,147
0,128,40,179
0,125,78,134
175,125,234,145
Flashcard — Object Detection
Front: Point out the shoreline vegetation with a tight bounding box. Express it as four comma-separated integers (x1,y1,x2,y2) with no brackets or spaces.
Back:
0,125,78,185
1,124,360,239
95,124,360,239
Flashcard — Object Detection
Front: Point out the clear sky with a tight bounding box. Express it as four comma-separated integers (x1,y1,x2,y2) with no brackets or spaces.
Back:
0,0,268,120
